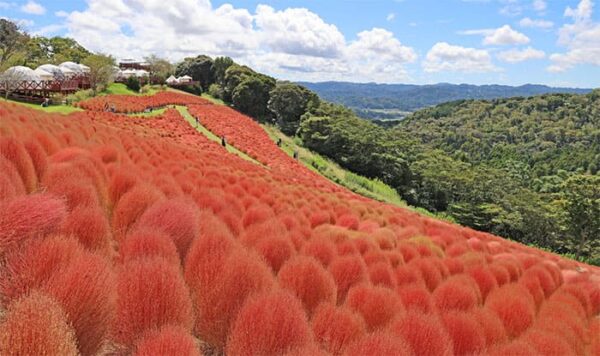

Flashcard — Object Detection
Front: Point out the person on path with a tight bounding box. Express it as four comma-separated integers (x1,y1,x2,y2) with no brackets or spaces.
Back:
221,136,227,147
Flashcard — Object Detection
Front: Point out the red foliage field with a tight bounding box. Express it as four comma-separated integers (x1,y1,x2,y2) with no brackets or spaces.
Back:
0,93,599,355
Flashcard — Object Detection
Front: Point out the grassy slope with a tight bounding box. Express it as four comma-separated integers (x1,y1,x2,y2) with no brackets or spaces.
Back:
175,105,263,166
102,83,161,96
0,98,82,115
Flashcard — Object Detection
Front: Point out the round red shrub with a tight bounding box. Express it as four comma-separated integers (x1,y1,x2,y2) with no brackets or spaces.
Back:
114,257,193,348
0,137,37,193
433,275,481,312
278,256,337,315
0,194,67,254
108,169,138,208
311,304,367,355
337,214,359,230
133,325,201,356
470,307,507,348
60,205,112,256
328,255,369,303
521,329,576,356
191,248,275,350
407,257,444,292
486,340,537,356
345,285,402,331
0,157,26,196
301,236,337,267
0,291,78,356
24,139,48,182
342,332,412,356
43,250,116,356
226,290,312,356
440,310,486,356
394,265,424,287
368,261,397,289
397,284,435,314
465,265,498,301
135,198,199,260
241,204,274,228
389,311,453,356
112,184,163,243
119,228,180,266
485,283,535,338
255,235,295,273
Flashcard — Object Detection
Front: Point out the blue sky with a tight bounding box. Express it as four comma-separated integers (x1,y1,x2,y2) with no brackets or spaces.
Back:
2,0,599,87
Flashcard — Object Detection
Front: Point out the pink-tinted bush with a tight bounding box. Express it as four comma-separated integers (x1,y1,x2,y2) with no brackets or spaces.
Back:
345,285,402,331
226,291,312,356
119,228,180,266
278,256,337,315
0,291,78,356
485,283,535,338
389,311,453,356
0,137,38,192
60,206,112,256
301,236,337,267
311,304,367,355
342,332,412,356
133,325,201,356
112,184,163,242
396,284,435,314
441,310,486,355
433,275,481,312
328,255,369,303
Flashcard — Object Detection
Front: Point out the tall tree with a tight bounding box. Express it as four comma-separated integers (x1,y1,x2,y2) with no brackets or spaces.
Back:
175,55,214,91
0,19,29,70
562,175,600,260
232,75,275,120
268,82,319,135
212,56,234,86
144,55,173,84
82,54,115,94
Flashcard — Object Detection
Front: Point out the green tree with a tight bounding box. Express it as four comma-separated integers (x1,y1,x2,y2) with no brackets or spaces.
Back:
83,53,115,94
212,56,234,86
175,55,214,91
268,82,319,135
0,19,29,70
232,75,275,119
126,76,141,92
144,54,173,84
562,175,600,260
223,64,255,103
24,36,91,67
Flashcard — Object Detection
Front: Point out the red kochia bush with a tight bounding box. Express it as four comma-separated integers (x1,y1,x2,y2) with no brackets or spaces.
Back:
390,311,453,356
60,205,112,257
119,228,180,266
0,194,67,255
190,248,275,350
0,291,78,356
0,157,26,196
226,291,312,356
342,332,412,356
441,311,486,356
433,275,481,312
312,304,367,355
43,251,116,356
328,255,369,303
278,256,337,315
133,325,201,356
345,285,402,331
108,169,138,207
470,307,508,348
0,136,38,192
114,258,193,348
521,329,576,356
397,284,435,314
368,261,397,289
24,139,48,182
112,184,163,242
254,234,296,272
301,236,337,266
407,257,444,291
484,283,535,338
135,198,199,259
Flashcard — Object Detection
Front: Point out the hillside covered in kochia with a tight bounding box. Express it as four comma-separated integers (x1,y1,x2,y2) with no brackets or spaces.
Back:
299,92,600,263
1,93,600,356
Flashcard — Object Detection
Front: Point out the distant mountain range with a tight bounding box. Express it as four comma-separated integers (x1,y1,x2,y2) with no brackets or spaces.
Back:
297,81,593,120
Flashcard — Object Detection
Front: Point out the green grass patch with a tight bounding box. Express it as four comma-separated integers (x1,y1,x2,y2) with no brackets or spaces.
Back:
0,98,82,115
128,107,167,117
261,123,407,207
175,106,262,166
201,93,226,105
102,83,162,96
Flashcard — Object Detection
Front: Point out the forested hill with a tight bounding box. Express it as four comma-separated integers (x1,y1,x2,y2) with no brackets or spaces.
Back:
395,92,600,176
298,81,592,115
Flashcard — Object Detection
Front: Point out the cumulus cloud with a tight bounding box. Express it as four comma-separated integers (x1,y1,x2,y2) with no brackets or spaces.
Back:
548,0,600,72
461,25,530,45
519,17,553,29
532,0,547,12
497,46,545,62
387,13,395,21
59,0,416,83
422,42,498,73
20,0,45,15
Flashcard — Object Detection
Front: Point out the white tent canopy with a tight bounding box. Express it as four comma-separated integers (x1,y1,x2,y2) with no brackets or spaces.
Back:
79,64,90,73
59,61,85,74
37,64,66,80
34,68,54,81
2,66,42,81
134,69,149,77
178,75,192,82
166,75,179,84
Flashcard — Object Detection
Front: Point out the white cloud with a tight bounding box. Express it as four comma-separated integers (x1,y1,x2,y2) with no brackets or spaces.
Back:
549,0,600,71
347,28,417,63
55,10,69,17
60,0,416,83
20,0,45,15
519,17,553,29
497,46,545,62
533,0,547,12
422,42,498,73
254,5,345,58
0,2,14,10
387,13,395,21
483,25,530,45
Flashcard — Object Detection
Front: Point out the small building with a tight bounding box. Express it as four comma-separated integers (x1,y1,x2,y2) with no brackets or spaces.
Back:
118,59,150,71
178,75,193,84
37,64,67,80
165,75,179,85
